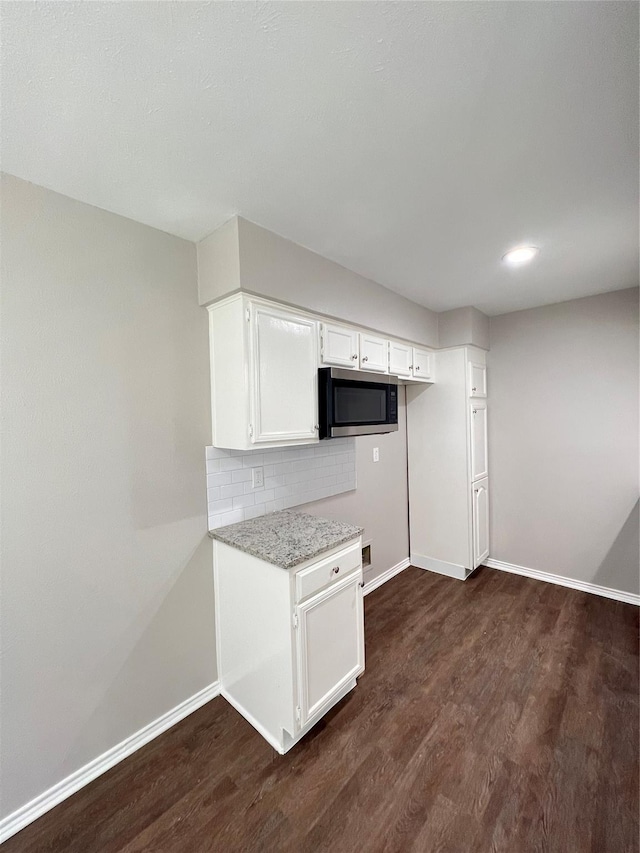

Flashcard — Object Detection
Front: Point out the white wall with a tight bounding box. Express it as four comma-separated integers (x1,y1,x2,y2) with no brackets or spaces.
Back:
488,288,639,594
0,175,216,820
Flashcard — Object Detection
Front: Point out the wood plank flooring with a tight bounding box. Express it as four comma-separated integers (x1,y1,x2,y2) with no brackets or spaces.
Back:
5,567,638,852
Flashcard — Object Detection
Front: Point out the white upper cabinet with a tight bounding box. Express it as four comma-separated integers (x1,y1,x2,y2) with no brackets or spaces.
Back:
388,341,412,377
359,332,389,373
208,295,319,450
412,347,434,382
469,362,487,398
472,477,490,567
208,293,438,449
250,304,319,445
470,399,488,482
390,344,434,383
320,323,359,368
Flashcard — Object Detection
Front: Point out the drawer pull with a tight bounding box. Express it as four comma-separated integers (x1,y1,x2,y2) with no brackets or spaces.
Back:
332,566,340,574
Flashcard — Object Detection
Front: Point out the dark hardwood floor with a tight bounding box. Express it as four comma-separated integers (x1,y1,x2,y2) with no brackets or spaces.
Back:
5,567,639,852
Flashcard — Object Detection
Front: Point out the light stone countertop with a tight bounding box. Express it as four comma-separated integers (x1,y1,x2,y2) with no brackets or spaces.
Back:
208,510,363,569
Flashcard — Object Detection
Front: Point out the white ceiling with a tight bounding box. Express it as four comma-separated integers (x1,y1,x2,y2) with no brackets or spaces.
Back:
2,2,638,315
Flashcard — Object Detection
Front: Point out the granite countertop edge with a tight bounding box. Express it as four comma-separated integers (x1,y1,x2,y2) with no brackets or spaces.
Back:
208,510,364,570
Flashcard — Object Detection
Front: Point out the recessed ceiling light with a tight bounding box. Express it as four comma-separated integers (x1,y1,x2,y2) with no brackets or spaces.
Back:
502,246,539,266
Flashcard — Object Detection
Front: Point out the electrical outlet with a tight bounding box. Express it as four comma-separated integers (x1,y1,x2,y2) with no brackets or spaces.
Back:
373,447,379,463
251,467,264,489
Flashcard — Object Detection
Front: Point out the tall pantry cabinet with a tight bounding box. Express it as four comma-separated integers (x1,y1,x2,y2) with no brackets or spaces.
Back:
406,346,489,580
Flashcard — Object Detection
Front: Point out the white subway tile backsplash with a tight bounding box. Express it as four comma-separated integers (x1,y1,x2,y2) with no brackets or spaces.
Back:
216,509,245,526
220,482,245,499
243,504,265,520
275,485,293,499
264,475,284,490
206,438,357,529
208,472,233,488
219,456,244,471
209,497,233,515
265,498,285,513
233,492,255,509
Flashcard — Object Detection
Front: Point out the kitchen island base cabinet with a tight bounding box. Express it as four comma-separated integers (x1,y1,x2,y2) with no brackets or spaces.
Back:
214,538,364,754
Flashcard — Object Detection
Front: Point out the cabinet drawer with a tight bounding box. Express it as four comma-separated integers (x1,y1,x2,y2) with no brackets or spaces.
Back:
296,543,362,602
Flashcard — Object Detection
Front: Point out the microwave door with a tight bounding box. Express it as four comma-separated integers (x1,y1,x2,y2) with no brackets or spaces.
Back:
318,368,399,438
333,385,388,427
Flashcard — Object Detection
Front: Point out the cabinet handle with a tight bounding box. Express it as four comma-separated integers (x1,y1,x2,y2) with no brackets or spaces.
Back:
332,566,340,574
359,581,365,588
472,386,477,391
314,424,319,431
408,365,413,370
351,354,358,360
473,409,477,415
415,365,420,371
362,356,369,363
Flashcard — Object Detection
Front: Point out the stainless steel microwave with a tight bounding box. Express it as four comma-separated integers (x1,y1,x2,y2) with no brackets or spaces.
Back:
318,367,399,439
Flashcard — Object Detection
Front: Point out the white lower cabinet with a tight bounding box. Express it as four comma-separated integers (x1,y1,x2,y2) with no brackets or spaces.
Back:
296,571,364,727
472,478,490,567
214,538,364,754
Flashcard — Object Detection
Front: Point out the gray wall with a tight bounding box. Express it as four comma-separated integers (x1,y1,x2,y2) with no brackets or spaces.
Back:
304,389,410,585
488,288,639,594
198,216,440,348
438,306,490,350
0,175,216,819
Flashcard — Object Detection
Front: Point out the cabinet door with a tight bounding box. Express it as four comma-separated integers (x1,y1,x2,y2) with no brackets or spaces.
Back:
250,304,319,444
389,341,412,377
412,347,434,381
470,401,488,481
295,571,364,728
469,362,487,398
472,478,490,567
320,323,359,368
359,333,388,373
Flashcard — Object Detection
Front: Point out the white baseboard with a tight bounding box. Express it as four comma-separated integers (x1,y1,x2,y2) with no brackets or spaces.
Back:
363,557,410,595
484,558,640,606
220,688,285,754
410,552,469,581
0,680,221,843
